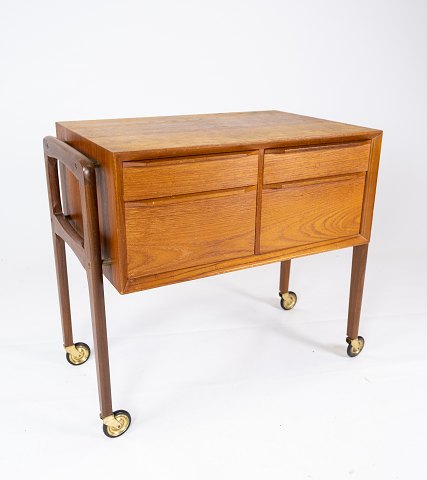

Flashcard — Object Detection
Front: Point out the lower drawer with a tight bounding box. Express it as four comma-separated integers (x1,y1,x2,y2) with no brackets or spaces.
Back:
125,187,257,278
260,173,365,253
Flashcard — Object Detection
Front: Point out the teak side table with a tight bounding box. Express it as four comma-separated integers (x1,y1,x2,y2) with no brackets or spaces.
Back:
44,111,382,437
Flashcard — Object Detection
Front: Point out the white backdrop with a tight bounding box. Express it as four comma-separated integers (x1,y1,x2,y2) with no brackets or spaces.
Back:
1,1,426,479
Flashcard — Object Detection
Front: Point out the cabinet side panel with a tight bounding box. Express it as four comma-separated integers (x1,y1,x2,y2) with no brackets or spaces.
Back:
55,125,125,293
360,133,383,240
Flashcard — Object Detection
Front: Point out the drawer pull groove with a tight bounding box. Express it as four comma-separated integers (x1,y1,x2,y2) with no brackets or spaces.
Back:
264,172,366,190
125,186,256,208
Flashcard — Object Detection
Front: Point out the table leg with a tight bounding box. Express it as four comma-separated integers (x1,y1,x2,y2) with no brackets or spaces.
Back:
86,269,131,437
346,243,369,357
52,233,74,347
46,153,91,367
279,260,297,310
81,165,131,437
86,264,112,418
45,137,131,437
279,260,291,294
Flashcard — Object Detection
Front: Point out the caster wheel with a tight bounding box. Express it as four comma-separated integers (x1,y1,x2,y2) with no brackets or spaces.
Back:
65,342,91,366
102,410,131,438
279,291,297,310
346,336,365,357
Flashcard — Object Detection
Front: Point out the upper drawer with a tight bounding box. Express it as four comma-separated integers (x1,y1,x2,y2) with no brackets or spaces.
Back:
264,141,371,185
123,152,258,201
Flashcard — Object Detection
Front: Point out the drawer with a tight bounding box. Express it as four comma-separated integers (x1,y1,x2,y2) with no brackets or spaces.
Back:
260,173,365,253
264,141,370,185
123,152,258,201
125,187,257,278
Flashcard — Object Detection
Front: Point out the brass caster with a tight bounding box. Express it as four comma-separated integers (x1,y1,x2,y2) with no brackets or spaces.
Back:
102,410,131,438
65,342,91,366
346,336,365,357
279,291,297,310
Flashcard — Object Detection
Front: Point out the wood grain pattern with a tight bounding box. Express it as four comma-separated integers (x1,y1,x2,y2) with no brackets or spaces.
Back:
124,234,368,293
45,112,383,435
360,134,382,239
264,141,370,184
55,111,382,294
123,152,258,201
56,124,128,292
57,111,381,161
260,174,366,254
125,188,257,278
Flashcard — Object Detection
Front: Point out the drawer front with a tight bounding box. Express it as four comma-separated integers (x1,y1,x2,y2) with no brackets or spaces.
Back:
260,174,365,253
125,188,256,278
123,152,258,201
264,141,370,185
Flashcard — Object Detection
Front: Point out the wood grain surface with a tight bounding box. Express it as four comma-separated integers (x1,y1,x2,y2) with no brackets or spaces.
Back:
56,124,128,292
55,112,382,294
360,134,383,239
260,173,366,253
57,111,381,161
125,188,257,278
124,234,368,293
123,152,258,201
264,141,370,184
46,113,383,430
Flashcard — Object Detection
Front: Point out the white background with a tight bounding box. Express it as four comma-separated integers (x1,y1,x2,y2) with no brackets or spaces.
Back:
1,0,426,479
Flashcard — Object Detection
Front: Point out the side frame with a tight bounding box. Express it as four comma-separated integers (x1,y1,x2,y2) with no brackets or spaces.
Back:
44,136,113,418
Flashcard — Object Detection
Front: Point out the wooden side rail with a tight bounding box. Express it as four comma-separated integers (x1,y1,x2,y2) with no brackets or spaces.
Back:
43,136,114,419
43,136,99,266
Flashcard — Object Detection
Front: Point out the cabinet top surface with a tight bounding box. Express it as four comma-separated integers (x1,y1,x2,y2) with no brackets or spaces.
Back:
57,110,381,160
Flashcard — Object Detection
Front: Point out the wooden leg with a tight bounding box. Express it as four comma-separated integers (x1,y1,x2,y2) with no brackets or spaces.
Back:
87,264,131,437
347,244,369,340
86,266,113,418
82,158,130,436
45,137,131,437
279,260,297,310
52,233,74,347
279,260,291,294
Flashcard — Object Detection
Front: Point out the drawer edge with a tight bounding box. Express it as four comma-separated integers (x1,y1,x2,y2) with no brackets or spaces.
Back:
120,234,368,294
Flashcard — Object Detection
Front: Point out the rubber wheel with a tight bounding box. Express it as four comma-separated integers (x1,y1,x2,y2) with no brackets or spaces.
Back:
103,410,132,438
65,342,91,366
346,336,365,357
280,291,297,310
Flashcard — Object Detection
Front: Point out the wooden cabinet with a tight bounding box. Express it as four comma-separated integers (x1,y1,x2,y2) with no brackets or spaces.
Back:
45,111,382,437
55,111,382,294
